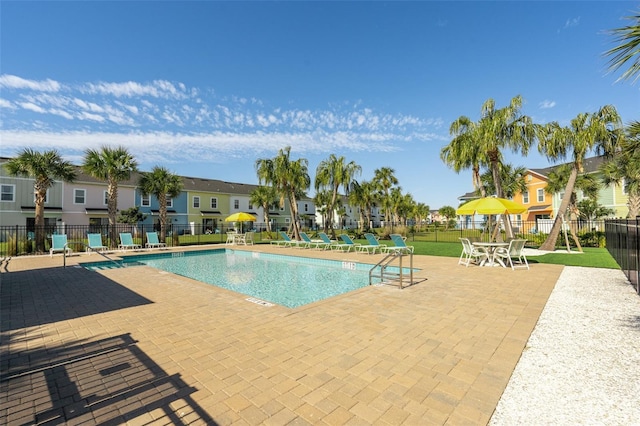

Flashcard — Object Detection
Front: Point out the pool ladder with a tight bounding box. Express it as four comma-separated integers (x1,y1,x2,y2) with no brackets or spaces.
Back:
368,251,414,289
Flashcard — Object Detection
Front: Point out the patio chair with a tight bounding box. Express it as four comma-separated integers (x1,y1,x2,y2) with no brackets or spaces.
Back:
386,234,414,254
271,231,293,247
145,232,167,250
458,237,489,267
493,239,529,270
243,231,254,245
87,233,108,254
50,234,72,257
317,232,339,250
300,232,330,250
357,233,384,254
332,234,360,252
119,233,141,252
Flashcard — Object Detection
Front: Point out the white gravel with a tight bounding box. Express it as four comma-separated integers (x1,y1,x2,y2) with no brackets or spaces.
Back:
490,266,640,425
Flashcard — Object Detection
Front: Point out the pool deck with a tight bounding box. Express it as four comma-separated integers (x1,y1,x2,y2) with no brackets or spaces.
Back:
1,244,563,425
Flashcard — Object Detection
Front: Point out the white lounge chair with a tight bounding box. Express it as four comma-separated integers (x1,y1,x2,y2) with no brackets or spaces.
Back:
119,233,141,251
458,238,489,267
145,232,166,249
87,233,108,254
50,234,72,257
386,234,414,254
357,233,384,254
332,234,360,252
493,239,529,270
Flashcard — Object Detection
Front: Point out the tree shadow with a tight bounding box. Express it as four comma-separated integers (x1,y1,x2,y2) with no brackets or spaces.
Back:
1,266,153,333
0,333,218,425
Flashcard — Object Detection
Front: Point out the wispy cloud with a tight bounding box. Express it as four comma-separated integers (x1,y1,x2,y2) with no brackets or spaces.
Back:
0,74,444,166
539,100,556,109
0,75,62,92
564,16,580,29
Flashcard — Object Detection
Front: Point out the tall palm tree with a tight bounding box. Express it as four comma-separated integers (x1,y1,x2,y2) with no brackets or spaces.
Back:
255,146,310,240
315,154,362,236
479,164,528,200
441,116,487,197
5,149,76,253
138,166,183,242
348,179,378,232
600,121,640,218
413,202,430,231
537,105,623,250
373,167,399,226
249,185,278,235
83,146,138,247
605,10,640,83
313,190,332,231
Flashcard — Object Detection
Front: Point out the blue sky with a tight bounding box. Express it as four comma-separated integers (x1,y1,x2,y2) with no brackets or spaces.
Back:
1,1,637,209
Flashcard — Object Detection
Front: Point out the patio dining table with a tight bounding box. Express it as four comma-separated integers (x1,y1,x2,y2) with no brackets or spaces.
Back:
225,232,246,245
473,241,509,267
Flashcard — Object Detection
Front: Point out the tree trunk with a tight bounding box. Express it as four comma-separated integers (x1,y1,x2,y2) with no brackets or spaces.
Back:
540,167,579,251
288,192,301,240
107,179,118,248
159,197,168,243
34,187,46,253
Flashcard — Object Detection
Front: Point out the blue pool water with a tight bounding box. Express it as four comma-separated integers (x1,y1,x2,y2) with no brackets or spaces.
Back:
82,249,413,308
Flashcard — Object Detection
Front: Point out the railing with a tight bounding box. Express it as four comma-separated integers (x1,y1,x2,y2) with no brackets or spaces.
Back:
605,219,639,294
369,251,414,289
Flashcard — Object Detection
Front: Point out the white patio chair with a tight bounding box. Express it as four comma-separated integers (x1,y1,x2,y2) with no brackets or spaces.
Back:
458,238,489,267
493,239,529,270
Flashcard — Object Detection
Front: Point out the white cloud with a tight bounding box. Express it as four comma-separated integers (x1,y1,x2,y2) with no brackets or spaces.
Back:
83,79,190,99
18,102,46,113
539,100,556,109
564,17,580,29
0,99,16,109
0,74,61,92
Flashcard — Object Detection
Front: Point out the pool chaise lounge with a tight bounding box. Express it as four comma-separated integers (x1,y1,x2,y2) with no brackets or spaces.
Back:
87,233,109,254
356,233,385,254
386,234,414,254
332,234,360,252
50,234,73,257
119,233,142,252
299,232,331,250
146,232,167,250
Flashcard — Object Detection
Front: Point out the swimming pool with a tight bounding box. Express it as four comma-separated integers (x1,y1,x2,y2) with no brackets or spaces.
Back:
82,249,414,308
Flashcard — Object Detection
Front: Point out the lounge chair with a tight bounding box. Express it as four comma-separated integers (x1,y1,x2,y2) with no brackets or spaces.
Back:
145,232,166,249
458,237,489,267
50,234,72,257
87,233,108,254
317,232,339,250
493,239,529,270
271,231,293,247
357,233,384,254
386,234,414,254
119,233,141,252
300,232,330,250
332,234,360,252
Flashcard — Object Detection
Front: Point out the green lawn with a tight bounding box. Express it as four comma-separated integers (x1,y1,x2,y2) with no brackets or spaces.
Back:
369,240,620,269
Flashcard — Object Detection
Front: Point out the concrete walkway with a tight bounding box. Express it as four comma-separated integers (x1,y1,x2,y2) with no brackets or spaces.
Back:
1,245,563,425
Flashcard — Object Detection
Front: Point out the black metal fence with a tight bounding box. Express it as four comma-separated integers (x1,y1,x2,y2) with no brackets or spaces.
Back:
0,223,274,257
605,219,639,294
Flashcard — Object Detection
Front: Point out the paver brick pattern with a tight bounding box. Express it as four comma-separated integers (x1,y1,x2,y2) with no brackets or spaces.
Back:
0,244,562,425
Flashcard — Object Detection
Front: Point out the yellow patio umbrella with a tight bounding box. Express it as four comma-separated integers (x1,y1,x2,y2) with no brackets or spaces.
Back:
456,197,527,215
224,212,257,233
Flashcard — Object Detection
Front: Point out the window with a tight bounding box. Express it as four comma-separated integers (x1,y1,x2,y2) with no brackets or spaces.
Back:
141,194,150,207
1,185,15,202
103,191,109,206
210,198,218,209
522,191,529,204
74,189,86,204
193,196,200,208
248,203,253,210
166,196,173,208
537,189,545,202
304,203,308,212
234,199,239,209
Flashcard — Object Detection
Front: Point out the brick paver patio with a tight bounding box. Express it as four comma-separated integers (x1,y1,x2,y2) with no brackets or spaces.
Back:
0,244,563,425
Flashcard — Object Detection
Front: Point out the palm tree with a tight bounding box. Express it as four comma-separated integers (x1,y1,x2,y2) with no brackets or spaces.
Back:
255,146,310,240
313,189,332,231
138,166,183,242
479,164,528,199
83,146,138,247
537,105,623,251
5,149,76,253
348,180,378,232
441,116,487,197
600,121,640,218
605,10,640,83
413,202,430,231
315,154,362,237
249,185,278,235
373,167,399,226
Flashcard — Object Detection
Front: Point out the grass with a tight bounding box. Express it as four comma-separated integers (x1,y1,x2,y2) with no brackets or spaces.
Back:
367,240,621,269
